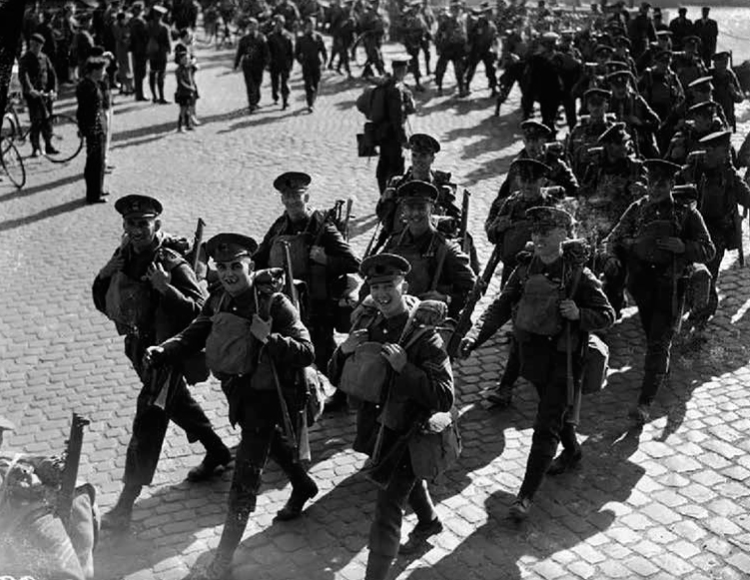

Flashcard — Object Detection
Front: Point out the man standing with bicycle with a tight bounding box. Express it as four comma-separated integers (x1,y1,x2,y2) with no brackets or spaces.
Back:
18,32,59,158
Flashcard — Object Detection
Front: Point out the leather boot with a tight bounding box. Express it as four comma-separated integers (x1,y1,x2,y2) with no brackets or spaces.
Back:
273,436,318,520
101,483,142,530
365,553,393,580
188,431,233,482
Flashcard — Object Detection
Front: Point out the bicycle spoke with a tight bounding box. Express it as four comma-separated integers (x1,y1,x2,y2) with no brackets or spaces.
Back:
47,114,84,164
2,140,27,189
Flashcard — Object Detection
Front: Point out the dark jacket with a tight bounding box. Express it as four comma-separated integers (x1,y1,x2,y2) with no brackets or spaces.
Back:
268,28,294,71
76,77,104,137
234,31,270,70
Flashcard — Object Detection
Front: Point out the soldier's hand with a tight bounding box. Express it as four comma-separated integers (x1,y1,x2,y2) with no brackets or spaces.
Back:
99,253,125,278
250,314,272,343
458,337,475,359
559,299,580,320
341,328,368,355
144,346,166,368
381,343,407,373
143,262,172,293
310,245,328,265
657,237,685,254
420,290,448,303
492,215,512,233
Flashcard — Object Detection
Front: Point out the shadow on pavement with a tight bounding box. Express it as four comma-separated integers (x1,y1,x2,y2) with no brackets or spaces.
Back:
0,197,87,232
111,108,246,145
0,173,83,204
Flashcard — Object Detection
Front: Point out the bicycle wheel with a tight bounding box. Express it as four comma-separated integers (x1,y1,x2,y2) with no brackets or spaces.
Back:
1,140,27,189
47,113,84,163
1,113,19,156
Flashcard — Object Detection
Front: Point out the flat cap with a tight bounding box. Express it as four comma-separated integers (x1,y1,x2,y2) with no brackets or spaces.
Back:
520,119,553,139
397,180,439,203
699,130,732,147
31,32,46,44
584,87,612,101
0,416,16,432
526,206,574,231
511,158,550,182
598,122,630,145
409,133,441,154
115,194,163,218
273,171,311,194
360,253,411,283
688,75,713,91
687,100,718,117
644,158,680,181
206,233,258,262
390,55,411,68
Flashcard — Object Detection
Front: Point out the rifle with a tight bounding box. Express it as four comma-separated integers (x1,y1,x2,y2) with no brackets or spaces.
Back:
343,198,353,241
281,240,300,310
446,244,502,358
191,217,206,273
364,221,382,259
56,413,90,528
279,240,306,462
459,188,471,255
735,208,745,267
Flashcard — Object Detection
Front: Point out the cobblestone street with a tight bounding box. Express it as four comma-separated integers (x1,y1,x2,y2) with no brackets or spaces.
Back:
2,34,750,580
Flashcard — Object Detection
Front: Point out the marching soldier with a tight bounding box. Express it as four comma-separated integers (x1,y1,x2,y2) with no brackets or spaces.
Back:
93,195,231,530
295,17,327,113
565,87,616,180
495,120,578,201
328,254,454,580
401,1,429,91
524,32,565,130
461,207,615,519
577,123,647,317
464,2,498,97
372,58,415,194
268,15,294,110
146,234,317,580
606,69,661,158
673,35,707,90
710,51,744,132
665,100,724,166
483,159,562,407
360,2,387,78
638,47,685,152
603,159,715,423
234,18,270,114
253,171,360,374
434,0,468,97
380,181,476,319
376,133,459,242
684,131,750,334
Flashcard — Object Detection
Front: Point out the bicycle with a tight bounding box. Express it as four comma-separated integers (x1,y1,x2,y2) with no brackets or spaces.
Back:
0,134,26,189
2,91,84,164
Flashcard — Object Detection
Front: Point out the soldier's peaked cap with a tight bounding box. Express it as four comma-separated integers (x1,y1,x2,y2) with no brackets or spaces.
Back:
115,194,163,218
31,32,46,44
391,56,411,68
687,100,718,116
606,69,634,84
688,75,713,91
273,171,312,194
598,122,630,145
712,51,730,61
360,253,411,283
0,415,16,432
206,233,258,262
152,4,168,14
656,30,672,37
409,133,441,153
585,87,612,100
672,184,699,204
397,180,439,203
644,158,680,180
511,158,550,181
699,130,732,147
526,206,574,230
520,119,553,139
594,44,614,55
683,35,701,45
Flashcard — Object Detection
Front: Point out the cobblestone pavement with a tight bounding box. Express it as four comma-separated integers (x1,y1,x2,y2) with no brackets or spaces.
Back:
2,36,750,580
